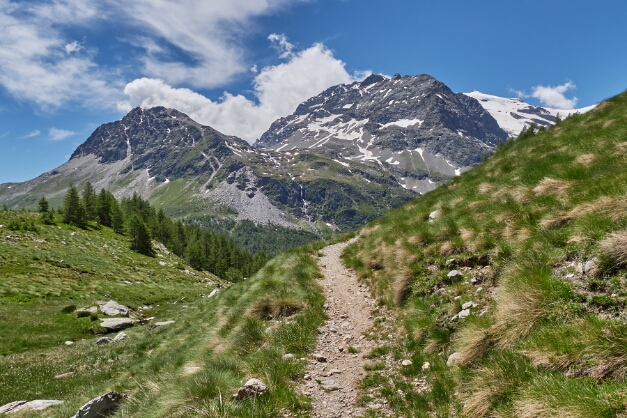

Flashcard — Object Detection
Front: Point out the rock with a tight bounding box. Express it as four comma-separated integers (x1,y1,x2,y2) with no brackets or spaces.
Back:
319,379,341,391
401,359,413,366
71,392,123,418
445,258,457,266
422,361,431,371
313,353,327,362
65,341,74,346
447,352,462,366
584,258,599,277
113,332,128,342
208,288,219,298
329,369,342,374
234,378,267,400
76,306,98,313
55,372,75,379
447,270,462,278
457,308,471,319
282,353,294,360
0,400,63,414
100,318,137,332
304,374,311,381
99,300,132,317
470,277,478,284
96,337,114,345
461,301,477,310
428,210,440,222
149,320,175,330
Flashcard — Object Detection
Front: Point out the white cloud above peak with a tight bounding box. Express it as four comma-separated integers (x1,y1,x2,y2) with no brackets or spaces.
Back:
49,127,75,141
531,81,578,109
120,38,364,143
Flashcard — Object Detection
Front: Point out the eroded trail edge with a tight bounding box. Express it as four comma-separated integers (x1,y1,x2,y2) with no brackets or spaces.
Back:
300,240,388,418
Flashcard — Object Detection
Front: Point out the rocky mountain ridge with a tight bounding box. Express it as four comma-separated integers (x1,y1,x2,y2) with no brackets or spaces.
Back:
256,73,509,194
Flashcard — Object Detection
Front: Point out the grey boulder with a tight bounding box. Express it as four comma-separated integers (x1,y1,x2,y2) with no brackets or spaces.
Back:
0,400,63,414
96,337,114,345
234,378,267,400
100,318,137,332
98,300,132,317
72,392,123,418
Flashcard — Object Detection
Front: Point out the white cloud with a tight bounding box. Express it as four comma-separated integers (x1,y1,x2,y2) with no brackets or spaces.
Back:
49,128,76,141
21,130,41,138
531,81,578,109
108,0,305,89
0,0,121,109
120,40,363,142
64,40,83,54
268,33,295,58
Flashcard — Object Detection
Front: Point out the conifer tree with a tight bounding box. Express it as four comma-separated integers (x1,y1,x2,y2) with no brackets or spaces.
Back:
38,196,49,213
127,214,153,255
82,182,98,222
63,185,86,227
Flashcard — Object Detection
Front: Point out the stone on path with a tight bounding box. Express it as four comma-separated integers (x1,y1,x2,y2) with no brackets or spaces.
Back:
0,400,63,414
319,379,341,391
71,392,123,418
233,378,267,400
100,318,137,332
313,353,327,362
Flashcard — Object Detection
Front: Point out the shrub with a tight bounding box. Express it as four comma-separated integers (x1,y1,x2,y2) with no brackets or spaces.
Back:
61,305,76,314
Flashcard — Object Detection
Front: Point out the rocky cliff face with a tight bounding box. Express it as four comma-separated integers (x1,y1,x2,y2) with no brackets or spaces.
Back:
256,74,508,194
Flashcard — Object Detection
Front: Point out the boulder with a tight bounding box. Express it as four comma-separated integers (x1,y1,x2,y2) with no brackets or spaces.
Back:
72,392,123,418
428,210,440,222
0,400,63,414
447,352,462,366
149,320,175,330
100,318,137,332
447,270,462,278
96,337,114,345
99,300,132,317
233,378,267,400
113,332,128,342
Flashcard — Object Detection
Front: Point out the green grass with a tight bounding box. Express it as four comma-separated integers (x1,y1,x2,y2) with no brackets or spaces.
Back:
342,91,627,416
0,209,327,417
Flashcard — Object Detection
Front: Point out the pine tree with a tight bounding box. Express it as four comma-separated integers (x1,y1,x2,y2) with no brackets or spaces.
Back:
127,214,153,255
38,196,55,225
38,197,49,213
111,199,125,234
97,188,112,226
63,185,86,227
82,182,98,222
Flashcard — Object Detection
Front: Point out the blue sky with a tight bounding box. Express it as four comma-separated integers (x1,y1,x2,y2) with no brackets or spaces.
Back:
1,0,625,183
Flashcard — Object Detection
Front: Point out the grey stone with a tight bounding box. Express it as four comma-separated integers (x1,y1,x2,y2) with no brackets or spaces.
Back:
313,353,327,362
457,309,471,319
422,361,431,370
113,332,128,342
429,210,440,222
282,353,294,360
0,400,63,414
445,258,457,266
319,379,341,391
99,300,132,317
234,378,267,400
65,340,74,346
100,318,137,332
447,352,462,366
329,368,342,374
584,258,599,277
72,392,123,418
447,270,462,278
149,320,175,330
461,301,476,310
76,306,98,313
401,359,413,366
208,288,219,298
55,372,75,379
96,337,114,345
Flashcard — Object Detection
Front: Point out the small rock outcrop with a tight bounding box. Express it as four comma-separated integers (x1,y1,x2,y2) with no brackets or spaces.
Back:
96,337,114,345
113,331,128,341
0,400,63,414
72,392,123,418
234,378,267,400
98,300,132,317
100,318,137,332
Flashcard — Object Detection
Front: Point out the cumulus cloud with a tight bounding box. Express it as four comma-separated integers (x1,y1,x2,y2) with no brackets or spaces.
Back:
21,130,41,138
0,0,120,109
531,81,578,109
108,0,303,89
120,39,364,142
49,128,75,141
268,33,295,58
64,40,83,54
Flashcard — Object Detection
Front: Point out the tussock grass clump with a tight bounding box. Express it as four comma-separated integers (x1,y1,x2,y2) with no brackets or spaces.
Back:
599,230,627,267
248,294,303,320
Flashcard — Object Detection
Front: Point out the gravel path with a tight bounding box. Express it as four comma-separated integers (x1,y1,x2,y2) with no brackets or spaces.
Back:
300,240,388,418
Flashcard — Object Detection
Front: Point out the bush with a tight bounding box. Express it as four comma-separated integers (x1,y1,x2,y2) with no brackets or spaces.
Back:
61,305,76,314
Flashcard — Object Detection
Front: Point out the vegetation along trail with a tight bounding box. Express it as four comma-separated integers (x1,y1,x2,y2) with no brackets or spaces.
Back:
301,240,393,417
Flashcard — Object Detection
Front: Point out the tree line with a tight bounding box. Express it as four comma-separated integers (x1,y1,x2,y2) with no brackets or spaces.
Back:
38,183,268,281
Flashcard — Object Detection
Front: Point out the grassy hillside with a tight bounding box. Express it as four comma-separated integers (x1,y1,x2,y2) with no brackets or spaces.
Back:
0,209,330,417
343,91,627,417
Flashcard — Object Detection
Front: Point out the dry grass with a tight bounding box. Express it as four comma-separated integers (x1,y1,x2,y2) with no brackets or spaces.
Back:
599,230,627,267
615,142,627,154
478,182,495,194
576,153,597,167
359,224,381,237
510,187,533,204
603,119,616,128
454,325,495,366
494,285,546,348
393,268,414,306
532,177,573,197
513,400,581,418
248,295,303,320
459,227,476,242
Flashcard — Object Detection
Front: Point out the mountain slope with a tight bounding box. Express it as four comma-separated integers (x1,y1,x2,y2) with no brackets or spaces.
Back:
465,90,597,137
0,107,415,254
342,91,627,416
257,74,509,194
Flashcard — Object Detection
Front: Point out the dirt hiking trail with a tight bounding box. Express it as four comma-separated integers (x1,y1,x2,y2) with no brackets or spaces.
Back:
299,240,393,417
